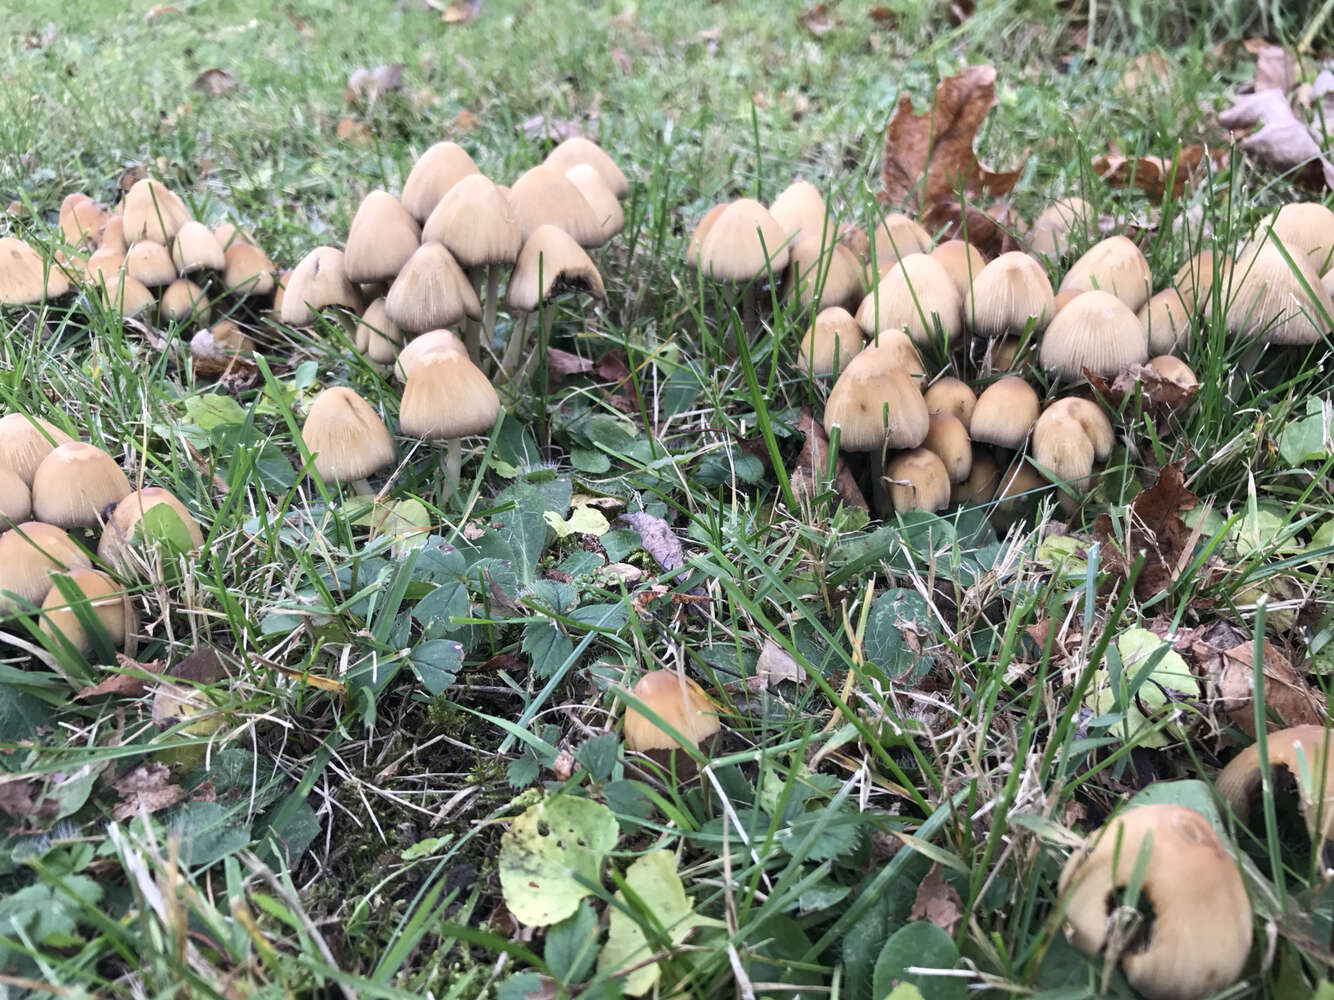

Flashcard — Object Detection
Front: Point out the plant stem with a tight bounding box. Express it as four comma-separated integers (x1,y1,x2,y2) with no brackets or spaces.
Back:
443,438,461,495
482,263,500,368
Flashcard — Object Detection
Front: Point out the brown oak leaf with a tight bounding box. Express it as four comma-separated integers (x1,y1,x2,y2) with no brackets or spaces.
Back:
1086,363,1198,418
1092,146,1207,201
909,863,963,936
1215,638,1326,736
546,346,593,383
1091,461,1197,599
790,405,867,511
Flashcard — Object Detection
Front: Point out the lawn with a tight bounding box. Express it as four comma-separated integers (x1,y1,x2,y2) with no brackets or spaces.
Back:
3,0,1334,997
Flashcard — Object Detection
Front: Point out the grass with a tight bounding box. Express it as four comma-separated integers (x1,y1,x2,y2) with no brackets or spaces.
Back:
4,0,1334,996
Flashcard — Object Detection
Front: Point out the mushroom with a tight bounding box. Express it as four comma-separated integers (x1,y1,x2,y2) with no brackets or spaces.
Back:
502,225,605,380
623,669,719,756
398,351,500,492
695,198,792,331
884,447,951,513
1044,397,1114,460
1265,201,1334,272
796,307,863,378
952,448,1000,506
869,212,932,276
400,141,480,222
543,136,629,199
98,487,204,571
100,274,155,319
1039,289,1148,380
921,411,972,483
1216,725,1334,846
344,190,421,285
0,237,71,305
1031,410,1096,491
124,241,177,288
0,521,92,607
0,413,74,485
58,195,110,251
856,252,962,348
222,242,276,296
280,246,363,328
1028,197,1091,259
1138,289,1191,355
122,178,192,245
160,278,210,324
393,328,467,384
1146,355,1198,389
1058,803,1252,1000
508,165,604,248
100,215,127,256
930,239,989,300
0,466,31,524
684,203,728,269
353,298,404,369
31,442,133,529
786,235,867,311
994,458,1047,513
969,375,1039,451
170,221,225,275
39,568,132,655
1172,250,1219,315
969,251,1054,338
923,376,977,430
563,164,624,244
384,242,481,337
300,386,396,493
1058,235,1152,311
768,179,832,243
1226,237,1334,346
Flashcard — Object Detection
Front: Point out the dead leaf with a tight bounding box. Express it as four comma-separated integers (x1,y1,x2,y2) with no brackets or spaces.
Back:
454,109,479,133
145,4,180,20
1215,639,1327,736
753,639,803,690
630,583,670,620
618,511,686,580
0,778,39,820
1092,146,1207,201
345,63,404,104
909,863,963,936
1118,51,1171,93
1091,461,1198,600
798,3,833,36
610,46,633,74
336,117,373,145
112,763,185,821
1252,43,1298,93
868,7,895,25
1221,62,1334,191
519,114,586,143
441,0,480,24
191,68,236,97
1086,363,1199,418
546,346,594,383
945,0,974,26
790,405,868,511
74,653,167,700
190,330,262,385
550,748,575,781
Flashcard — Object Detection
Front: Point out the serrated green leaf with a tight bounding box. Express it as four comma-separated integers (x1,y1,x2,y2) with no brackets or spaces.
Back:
499,795,618,926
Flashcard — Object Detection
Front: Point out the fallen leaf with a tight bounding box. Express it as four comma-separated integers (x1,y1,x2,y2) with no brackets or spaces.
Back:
753,639,802,690
1118,51,1172,93
909,863,963,936
191,68,236,97
111,763,185,821
118,165,148,191
0,778,39,820
546,346,594,383
631,584,669,620
336,117,373,145
790,405,868,511
945,0,975,25
798,3,833,36
868,6,895,25
145,4,180,20
1086,363,1199,417
74,653,168,700
345,63,404,104
1091,461,1197,600
1092,146,1207,201
441,0,480,24
454,109,479,133
1220,64,1334,190
519,114,587,143
618,511,685,579
1215,638,1327,736
1252,43,1298,93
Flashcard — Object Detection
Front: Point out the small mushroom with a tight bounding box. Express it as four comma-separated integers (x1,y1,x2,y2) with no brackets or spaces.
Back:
124,241,177,288
786,235,866,311
0,237,72,305
884,447,951,513
31,442,132,529
797,307,863,378
1058,234,1152,311
1138,289,1191,356
921,411,972,484
385,242,481,336
0,521,92,607
1028,197,1091,259
122,178,192,245
1216,725,1334,846
1031,410,1096,491
0,413,74,485
1039,289,1148,381
508,165,604,248
856,252,961,347
400,141,481,222
543,136,628,200
623,669,720,757
39,568,133,655
969,375,1039,451
969,251,1054,338
280,246,363,328
930,239,988,300
951,448,999,506
98,487,204,572
300,387,396,492
393,328,466,384
344,190,421,285
923,376,977,430
869,212,932,276
160,278,210,324
1226,237,1334,346
768,179,832,243
399,351,500,492
170,221,226,275
502,225,604,380
222,242,276,296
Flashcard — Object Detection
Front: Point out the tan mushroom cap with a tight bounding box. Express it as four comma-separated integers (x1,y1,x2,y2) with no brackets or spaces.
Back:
98,487,204,569
923,376,977,431
506,225,606,313
170,220,225,275
1040,289,1148,380
921,412,972,484
563,164,624,243
222,242,276,296
931,239,989,299
1028,197,1091,258
0,414,74,485
697,198,792,281
100,215,127,256
823,350,928,452
84,247,124,288
59,196,110,250
0,521,92,607
1147,355,1199,388
856,252,962,346
1058,803,1252,1000
1058,235,1152,311
207,320,255,354
355,297,404,366
31,442,133,529
838,223,871,262
281,246,363,326
969,251,1054,337
1266,202,1334,270
970,375,1039,449
1032,411,1096,489
885,448,952,513
0,466,31,523
124,240,177,288
871,213,932,274
1216,725,1334,843
123,178,192,245
684,203,728,268
421,174,521,266
797,307,862,378
344,190,422,284
1138,289,1191,355
393,328,466,383
301,387,396,484
508,165,604,248
1045,397,1113,460
543,136,629,199
400,141,481,222
1172,250,1220,314
952,448,1000,506
0,237,71,304
399,352,500,441
865,329,926,379
786,236,867,309
39,568,131,654
1226,237,1334,345
623,669,719,752
385,242,482,334
160,279,209,324
1051,288,1084,313
768,180,831,242
100,274,155,319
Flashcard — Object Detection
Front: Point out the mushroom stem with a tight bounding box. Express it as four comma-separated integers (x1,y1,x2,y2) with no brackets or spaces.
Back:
742,283,759,337
482,263,500,367
513,305,555,390
353,477,372,496
871,446,890,519
442,438,461,495
499,311,531,381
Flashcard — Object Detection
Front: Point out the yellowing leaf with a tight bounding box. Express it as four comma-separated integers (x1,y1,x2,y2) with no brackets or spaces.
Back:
543,505,610,539
498,796,618,926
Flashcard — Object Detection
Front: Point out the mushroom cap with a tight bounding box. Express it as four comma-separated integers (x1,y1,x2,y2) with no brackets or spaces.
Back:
84,247,124,288
344,190,422,284
930,239,989,299
170,220,225,275
393,328,466,384
969,251,1054,337
838,223,871,262
301,387,396,484
399,352,500,441
1172,250,1219,314
222,242,276,296
623,669,719,751
923,376,977,431
1051,288,1084,313
884,447,952,513
506,225,605,313
871,213,932,275
100,215,128,256
0,465,31,523
1226,237,1334,345
124,240,178,288
1138,289,1191,355
355,297,404,366
159,278,209,324
281,247,363,327
508,165,605,248
31,442,133,529
823,351,928,452
122,178,192,245
39,568,130,654
543,136,629,199
1031,411,1096,489
59,197,110,250
684,203,728,268
1058,803,1252,1000
797,307,862,378
100,274,155,319
768,180,832,242
697,198,792,281
1216,725,1334,842
421,174,521,266
563,164,625,243
1044,396,1114,461
0,521,91,606
98,487,204,569
952,448,1000,506
385,242,482,334
400,141,481,222
970,375,1040,449
1266,202,1334,270
787,236,867,309
207,320,256,354
0,414,74,485
1146,354,1199,388
212,222,258,250
1058,235,1152,311
995,458,1047,509
0,237,71,304
856,252,962,346
921,412,972,484
864,329,926,379
1029,197,1091,258
1039,289,1148,380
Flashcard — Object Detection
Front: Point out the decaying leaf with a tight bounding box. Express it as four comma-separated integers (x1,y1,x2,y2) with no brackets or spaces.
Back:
1118,51,1172,93
1092,146,1207,201
145,4,180,20
440,0,480,24
191,68,237,97
546,346,594,383
519,114,588,143
1086,363,1198,418
345,63,404,104
1220,64,1334,191
1213,638,1327,736
1250,42,1298,93
1091,461,1198,599
111,763,186,821
151,646,233,725
618,511,686,580
454,109,479,133
790,405,868,511
630,583,670,620
74,653,168,700
336,117,373,145
909,863,963,937
798,3,833,36
753,639,803,690
0,778,42,821
190,329,260,382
